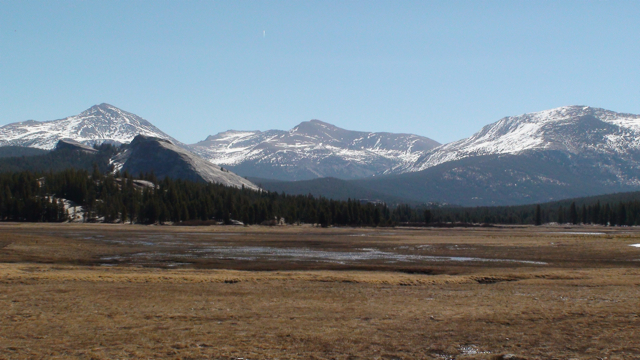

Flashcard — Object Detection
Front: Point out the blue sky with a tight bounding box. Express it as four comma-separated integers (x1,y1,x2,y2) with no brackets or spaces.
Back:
1,1,639,144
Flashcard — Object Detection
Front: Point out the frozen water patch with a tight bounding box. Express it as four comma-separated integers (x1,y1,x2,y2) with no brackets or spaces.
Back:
86,233,547,266
545,232,605,235
630,244,640,248
99,247,547,265
165,262,191,267
99,246,547,265
184,246,546,265
86,237,157,246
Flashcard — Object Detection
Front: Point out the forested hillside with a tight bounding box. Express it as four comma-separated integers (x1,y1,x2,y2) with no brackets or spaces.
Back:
0,168,394,226
0,144,118,173
0,146,48,158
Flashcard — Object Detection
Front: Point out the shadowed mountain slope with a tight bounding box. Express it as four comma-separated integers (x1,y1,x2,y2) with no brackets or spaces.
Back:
250,177,415,205
353,149,640,206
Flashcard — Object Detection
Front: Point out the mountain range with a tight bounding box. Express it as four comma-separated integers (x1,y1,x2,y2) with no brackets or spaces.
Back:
3,103,640,205
191,120,440,180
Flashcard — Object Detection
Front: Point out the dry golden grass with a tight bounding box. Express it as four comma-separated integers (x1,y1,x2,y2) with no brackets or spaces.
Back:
0,223,639,359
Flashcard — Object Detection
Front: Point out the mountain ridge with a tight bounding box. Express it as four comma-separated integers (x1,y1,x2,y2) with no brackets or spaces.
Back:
190,119,440,181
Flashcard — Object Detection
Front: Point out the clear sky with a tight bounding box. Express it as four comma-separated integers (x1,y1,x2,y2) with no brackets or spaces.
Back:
1,1,639,144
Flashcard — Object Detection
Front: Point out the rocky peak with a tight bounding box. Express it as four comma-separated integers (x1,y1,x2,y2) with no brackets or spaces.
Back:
113,135,259,190
0,103,181,150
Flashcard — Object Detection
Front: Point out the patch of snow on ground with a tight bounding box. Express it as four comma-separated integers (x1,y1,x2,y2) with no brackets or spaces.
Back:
630,244,640,248
459,345,490,355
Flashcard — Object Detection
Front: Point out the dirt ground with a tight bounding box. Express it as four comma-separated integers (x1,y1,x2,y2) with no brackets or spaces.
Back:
0,223,639,359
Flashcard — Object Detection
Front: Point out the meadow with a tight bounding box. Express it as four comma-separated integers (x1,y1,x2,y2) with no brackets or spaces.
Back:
1,223,639,359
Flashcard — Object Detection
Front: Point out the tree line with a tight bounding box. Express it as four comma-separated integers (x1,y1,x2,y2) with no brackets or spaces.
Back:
0,167,399,226
411,200,640,226
2,166,640,226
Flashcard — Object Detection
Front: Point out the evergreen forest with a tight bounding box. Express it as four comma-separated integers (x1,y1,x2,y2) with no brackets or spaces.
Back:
2,166,640,226
0,167,393,226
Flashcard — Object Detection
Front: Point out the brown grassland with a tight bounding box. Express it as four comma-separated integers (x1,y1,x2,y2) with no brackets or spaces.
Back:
0,223,639,359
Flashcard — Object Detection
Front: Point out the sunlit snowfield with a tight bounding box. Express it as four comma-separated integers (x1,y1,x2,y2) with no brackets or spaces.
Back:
1,223,639,359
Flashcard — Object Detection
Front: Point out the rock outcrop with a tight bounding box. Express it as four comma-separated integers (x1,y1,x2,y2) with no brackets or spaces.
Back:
111,135,259,190
55,139,99,153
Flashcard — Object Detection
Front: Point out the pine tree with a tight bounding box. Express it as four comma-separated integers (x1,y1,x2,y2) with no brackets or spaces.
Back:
424,209,432,225
569,202,578,225
534,205,542,226
617,203,627,226
557,206,565,224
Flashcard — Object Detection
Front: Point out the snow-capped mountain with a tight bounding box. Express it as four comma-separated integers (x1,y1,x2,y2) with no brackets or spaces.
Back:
190,120,440,181
0,103,181,149
409,106,640,172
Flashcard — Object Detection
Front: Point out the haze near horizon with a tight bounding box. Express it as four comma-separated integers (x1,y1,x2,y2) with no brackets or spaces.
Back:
1,1,639,144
